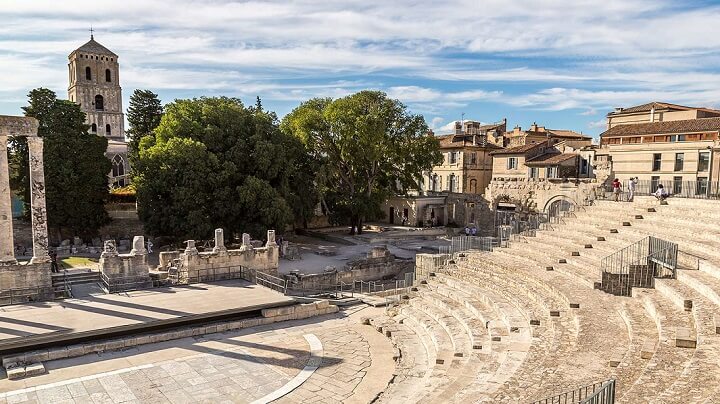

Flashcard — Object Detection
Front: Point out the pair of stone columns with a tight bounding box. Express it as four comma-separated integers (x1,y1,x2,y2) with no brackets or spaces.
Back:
0,116,49,265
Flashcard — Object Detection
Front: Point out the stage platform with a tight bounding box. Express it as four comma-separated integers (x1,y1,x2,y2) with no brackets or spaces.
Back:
0,280,295,356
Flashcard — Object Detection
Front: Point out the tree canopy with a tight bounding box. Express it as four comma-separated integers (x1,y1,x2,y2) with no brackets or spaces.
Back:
126,89,164,164
133,97,316,242
10,88,110,241
282,90,443,234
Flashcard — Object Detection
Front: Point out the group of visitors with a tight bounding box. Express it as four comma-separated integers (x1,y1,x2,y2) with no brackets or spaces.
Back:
612,177,668,202
464,226,478,236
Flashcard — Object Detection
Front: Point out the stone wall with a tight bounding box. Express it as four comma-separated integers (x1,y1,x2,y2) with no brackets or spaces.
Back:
99,236,152,292
0,262,53,304
286,247,414,291
485,177,602,213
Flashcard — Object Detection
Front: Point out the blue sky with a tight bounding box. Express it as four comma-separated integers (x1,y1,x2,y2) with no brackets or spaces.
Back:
2,0,720,139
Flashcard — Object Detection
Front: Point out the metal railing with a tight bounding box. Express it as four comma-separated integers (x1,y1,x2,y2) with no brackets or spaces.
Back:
600,179,720,200
438,236,495,255
100,272,153,294
599,236,678,296
532,379,616,404
255,271,288,294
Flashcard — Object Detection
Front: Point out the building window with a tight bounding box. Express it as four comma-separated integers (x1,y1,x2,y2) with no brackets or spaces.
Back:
470,152,477,165
430,174,438,192
448,174,457,192
448,152,457,164
651,175,660,192
546,166,558,178
699,151,710,172
674,153,684,171
105,69,112,82
469,179,477,193
580,158,589,175
94,95,104,111
91,123,97,133
673,176,683,195
106,124,111,136
85,66,92,80
112,155,125,178
652,153,662,171
507,157,518,170
528,167,539,179
697,177,708,195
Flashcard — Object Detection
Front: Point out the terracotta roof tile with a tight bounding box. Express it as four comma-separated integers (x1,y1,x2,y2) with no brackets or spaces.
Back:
525,153,578,166
72,38,117,57
491,142,547,155
600,117,720,137
437,134,502,149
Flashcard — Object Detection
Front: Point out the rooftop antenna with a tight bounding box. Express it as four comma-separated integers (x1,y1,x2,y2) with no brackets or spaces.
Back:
461,112,465,133
89,26,94,40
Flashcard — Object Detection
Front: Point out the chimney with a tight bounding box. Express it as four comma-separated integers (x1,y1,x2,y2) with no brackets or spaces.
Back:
530,122,538,131
650,106,655,123
615,107,623,113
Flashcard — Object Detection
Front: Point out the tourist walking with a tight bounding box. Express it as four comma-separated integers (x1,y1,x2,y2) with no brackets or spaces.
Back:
464,226,470,236
612,178,622,202
146,240,153,254
626,177,637,202
655,184,668,201
49,249,60,273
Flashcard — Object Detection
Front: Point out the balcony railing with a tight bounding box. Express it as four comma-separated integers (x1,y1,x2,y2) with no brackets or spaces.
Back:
600,179,720,200
532,379,616,404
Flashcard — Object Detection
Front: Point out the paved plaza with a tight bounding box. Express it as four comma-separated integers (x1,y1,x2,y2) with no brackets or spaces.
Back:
0,281,294,344
0,305,394,404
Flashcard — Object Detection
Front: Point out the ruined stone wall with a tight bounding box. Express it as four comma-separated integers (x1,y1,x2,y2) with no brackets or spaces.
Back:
99,236,152,292
0,263,53,302
485,178,603,213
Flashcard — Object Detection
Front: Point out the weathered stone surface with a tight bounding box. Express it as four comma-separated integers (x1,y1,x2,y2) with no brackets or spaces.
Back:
27,136,49,264
0,135,15,264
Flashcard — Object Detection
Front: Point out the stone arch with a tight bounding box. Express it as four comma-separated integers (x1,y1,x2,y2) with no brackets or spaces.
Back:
105,68,112,82
94,94,104,111
543,194,577,219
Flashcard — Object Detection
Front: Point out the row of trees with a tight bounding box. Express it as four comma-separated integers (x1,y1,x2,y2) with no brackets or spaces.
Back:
10,88,441,242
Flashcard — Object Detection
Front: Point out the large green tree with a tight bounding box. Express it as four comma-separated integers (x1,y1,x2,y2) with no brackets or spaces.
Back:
10,88,111,240
133,97,316,242
126,89,164,164
282,91,443,234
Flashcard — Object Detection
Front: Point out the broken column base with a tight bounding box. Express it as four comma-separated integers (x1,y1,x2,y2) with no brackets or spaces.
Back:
5,362,46,380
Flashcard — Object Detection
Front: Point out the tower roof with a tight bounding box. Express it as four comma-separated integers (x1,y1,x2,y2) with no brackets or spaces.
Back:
71,37,117,57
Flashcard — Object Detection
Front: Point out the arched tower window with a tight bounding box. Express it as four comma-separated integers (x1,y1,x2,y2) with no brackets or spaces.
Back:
112,155,125,178
106,124,111,136
105,69,111,82
94,95,104,111
85,66,92,80
91,123,97,133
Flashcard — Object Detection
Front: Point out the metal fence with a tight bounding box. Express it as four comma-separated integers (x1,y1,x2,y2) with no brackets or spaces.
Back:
255,271,288,294
599,236,678,296
532,379,616,404
600,179,720,200
438,236,495,255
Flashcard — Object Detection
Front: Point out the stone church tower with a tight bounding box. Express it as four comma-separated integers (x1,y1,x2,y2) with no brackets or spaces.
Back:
68,34,130,187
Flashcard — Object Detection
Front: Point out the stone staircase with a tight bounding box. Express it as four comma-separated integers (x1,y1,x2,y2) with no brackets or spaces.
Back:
369,196,720,402
51,269,102,297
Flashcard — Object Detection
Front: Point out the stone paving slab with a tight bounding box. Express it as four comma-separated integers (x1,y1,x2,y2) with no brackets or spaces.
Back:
0,280,294,344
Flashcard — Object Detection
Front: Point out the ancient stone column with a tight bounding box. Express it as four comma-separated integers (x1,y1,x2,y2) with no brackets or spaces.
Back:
240,233,251,251
27,136,49,264
266,230,277,247
184,240,198,256
0,135,16,264
130,236,147,255
213,228,226,253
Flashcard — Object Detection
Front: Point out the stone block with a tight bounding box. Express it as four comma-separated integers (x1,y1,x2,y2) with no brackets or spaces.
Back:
66,345,85,357
6,366,26,380
385,330,392,337
584,244,593,249
660,200,669,205
550,310,560,317
675,327,697,348
641,340,656,359
647,208,656,212
241,318,261,328
530,319,540,326
510,326,520,333
622,222,631,226
635,215,644,219
25,350,49,363
683,300,693,312
47,347,69,361
545,266,554,271
24,362,46,377
324,306,339,314
473,344,482,350
315,300,330,309
105,339,125,351
136,335,152,345
435,359,445,365
454,352,463,357
597,236,606,241
610,229,618,233
558,259,567,264
216,323,229,333
2,357,19,368
491,336,501,342
123,337,138,348
361,317,371,325
571,252,580,256
570,303,580,309
715,315,720,334
608,353,623,367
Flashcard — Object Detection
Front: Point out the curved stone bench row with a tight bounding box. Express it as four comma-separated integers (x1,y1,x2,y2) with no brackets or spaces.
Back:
463,251,661,400
369,315,439,403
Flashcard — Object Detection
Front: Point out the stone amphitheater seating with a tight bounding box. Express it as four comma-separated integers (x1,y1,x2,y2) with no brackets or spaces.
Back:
370,196,720,403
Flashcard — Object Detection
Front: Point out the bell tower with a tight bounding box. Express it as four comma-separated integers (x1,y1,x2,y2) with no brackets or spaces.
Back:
68,33,124,141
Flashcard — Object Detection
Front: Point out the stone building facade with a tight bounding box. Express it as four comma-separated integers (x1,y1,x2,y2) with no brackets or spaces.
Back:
68,35,130,188
599,102,720,195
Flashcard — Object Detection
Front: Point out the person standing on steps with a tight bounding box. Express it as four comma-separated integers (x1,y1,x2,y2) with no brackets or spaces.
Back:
655,184,668,201
49,249,60,273
627,177,637,202
612,178,622,202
